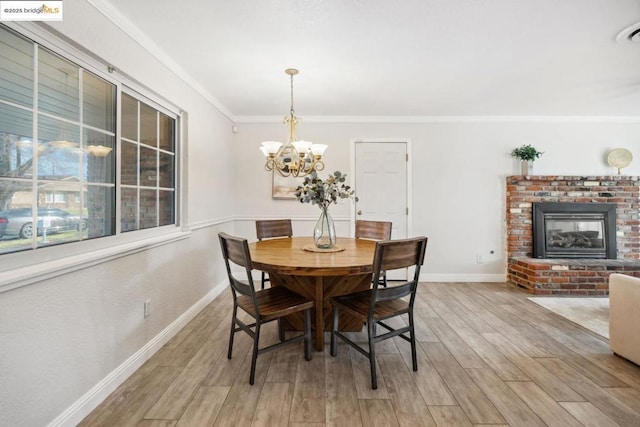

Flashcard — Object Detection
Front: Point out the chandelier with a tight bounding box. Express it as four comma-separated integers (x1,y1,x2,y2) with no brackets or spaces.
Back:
260,68,327,177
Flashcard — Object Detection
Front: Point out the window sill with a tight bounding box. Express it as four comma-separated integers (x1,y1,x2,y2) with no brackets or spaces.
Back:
0,230,191,294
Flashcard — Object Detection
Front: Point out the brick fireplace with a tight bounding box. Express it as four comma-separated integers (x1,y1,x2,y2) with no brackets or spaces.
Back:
506,175,640,295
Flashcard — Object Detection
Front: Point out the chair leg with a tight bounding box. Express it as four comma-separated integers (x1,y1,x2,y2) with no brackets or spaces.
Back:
368,320,378,390
408,311,418,371
249,322,261,385
261,272,266,289
382,272,388,288
278,318,285,342
330,304,339,357
304,308,312,361
227,305,238,359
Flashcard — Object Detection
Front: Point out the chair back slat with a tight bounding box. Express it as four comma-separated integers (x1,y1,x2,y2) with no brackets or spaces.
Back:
218,232,257,301
256,219,293,241
373,237,426,272
370,236,428,306
375,282,413,301
355,220,392,241
230,275,253,298
225,238,250,268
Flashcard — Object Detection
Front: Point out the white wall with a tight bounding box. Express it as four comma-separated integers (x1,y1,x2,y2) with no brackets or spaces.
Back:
234,120,640,280
0,2,236,426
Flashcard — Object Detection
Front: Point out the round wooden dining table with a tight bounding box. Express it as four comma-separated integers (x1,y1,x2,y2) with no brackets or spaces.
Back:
249,236,376,351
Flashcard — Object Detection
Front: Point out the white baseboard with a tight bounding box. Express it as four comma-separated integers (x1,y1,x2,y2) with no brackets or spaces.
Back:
420,273,507,283
252,271,506,283
250,272,507,284
47,280,229,427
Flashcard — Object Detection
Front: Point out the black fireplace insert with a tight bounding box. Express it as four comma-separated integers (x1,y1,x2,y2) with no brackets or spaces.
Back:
532,202,617,259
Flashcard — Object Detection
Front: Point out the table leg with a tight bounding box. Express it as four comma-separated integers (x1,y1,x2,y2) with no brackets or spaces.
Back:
268,272,371,351
314,276,324,351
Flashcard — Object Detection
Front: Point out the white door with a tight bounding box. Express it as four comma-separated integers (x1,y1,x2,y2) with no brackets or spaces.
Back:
354,141,409,279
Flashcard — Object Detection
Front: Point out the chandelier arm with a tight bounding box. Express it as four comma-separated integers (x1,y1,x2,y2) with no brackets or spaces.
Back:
274,167,291,178
265,157,276,172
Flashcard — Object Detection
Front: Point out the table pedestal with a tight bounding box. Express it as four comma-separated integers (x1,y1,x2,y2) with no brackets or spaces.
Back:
269,272,371,351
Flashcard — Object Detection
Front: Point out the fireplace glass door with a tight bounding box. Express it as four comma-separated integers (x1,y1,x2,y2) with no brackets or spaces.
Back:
545,215,605,255
533,202,616,259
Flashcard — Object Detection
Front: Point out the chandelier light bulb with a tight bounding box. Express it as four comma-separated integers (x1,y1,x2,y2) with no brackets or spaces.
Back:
261,141,282,156
291,140,313,155
310,144,327,156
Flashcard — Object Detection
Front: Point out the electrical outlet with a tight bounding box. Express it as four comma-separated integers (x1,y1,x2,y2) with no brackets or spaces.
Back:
476,255,484,264
144,299,151,318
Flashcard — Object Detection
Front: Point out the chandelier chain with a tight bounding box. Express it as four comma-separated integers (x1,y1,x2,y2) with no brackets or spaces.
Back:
290,71,295,118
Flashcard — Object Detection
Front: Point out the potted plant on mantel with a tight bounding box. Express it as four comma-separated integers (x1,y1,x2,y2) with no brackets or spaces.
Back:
511,144,543,175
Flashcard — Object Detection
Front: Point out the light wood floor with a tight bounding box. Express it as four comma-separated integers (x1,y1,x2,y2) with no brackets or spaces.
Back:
80,282,640,426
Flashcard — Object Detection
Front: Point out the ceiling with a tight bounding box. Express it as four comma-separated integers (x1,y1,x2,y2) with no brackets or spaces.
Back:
101,0,640,119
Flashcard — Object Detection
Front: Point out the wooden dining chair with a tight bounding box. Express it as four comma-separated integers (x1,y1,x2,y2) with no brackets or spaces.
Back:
256,219,293,289
218,232,313,385
355,220,392,287
330,236,428,389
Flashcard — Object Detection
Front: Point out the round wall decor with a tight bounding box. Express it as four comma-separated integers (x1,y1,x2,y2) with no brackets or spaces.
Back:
607,148,633,174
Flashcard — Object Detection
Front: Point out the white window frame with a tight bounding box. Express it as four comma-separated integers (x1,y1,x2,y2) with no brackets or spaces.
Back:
0,22,189,293
44,192,66,204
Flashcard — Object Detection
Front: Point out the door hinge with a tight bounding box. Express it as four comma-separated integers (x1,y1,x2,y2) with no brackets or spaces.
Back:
406,154,409,161
406,207,409,215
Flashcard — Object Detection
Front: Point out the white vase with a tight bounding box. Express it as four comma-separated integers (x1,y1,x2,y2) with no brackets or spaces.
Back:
520,160,534,176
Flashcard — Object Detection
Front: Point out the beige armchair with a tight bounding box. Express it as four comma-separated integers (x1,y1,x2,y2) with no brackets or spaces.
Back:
609,273,640,365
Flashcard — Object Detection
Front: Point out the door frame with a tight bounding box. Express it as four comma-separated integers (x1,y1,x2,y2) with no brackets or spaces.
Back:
349,138,413,239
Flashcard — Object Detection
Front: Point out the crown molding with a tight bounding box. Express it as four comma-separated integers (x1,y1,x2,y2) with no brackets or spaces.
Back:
235,115,640,124
86,0,235,121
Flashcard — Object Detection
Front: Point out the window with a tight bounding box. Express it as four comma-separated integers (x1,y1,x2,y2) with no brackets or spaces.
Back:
44,192,66,204
120,93,176,232
0,25,178,257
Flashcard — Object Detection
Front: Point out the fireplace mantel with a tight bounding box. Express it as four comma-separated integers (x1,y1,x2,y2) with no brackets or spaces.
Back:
506,175,640,294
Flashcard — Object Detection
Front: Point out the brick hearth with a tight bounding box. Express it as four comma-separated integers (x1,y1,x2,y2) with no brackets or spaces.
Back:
506,175,640,295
